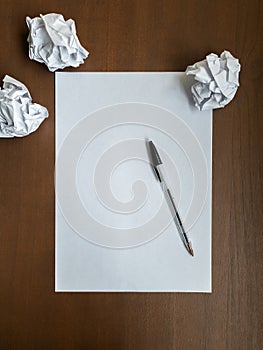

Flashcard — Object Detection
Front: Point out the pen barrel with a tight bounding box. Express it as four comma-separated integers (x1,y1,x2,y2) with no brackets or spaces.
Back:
155,160,193,255
156,165,179,210
155,164,172,190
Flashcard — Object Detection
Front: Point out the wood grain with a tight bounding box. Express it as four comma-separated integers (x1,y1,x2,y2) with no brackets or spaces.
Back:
0,0,262,349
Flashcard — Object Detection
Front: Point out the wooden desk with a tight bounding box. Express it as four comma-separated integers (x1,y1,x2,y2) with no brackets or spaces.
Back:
0,1,262,349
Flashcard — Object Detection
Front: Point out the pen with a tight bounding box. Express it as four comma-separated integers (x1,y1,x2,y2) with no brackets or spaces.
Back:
148,140,194,257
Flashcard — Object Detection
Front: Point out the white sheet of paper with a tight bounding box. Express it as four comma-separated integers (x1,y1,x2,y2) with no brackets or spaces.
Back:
55,72,212,292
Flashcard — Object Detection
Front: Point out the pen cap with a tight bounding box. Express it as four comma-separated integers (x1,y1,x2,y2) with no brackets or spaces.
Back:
149,141,162,166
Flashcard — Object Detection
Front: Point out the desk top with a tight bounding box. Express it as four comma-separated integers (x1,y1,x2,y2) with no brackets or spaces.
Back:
0,1,262,349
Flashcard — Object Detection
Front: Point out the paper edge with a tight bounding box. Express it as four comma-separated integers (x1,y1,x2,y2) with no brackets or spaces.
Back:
54,71,213,293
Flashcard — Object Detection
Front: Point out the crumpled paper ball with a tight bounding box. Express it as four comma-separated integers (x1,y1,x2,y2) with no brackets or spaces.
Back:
26,13,89,72
185,50,241,110
0,75,48,138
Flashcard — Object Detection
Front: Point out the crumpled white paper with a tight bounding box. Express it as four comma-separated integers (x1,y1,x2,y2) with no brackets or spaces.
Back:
26,13,89,72
186,51,241,110
0,75,48,138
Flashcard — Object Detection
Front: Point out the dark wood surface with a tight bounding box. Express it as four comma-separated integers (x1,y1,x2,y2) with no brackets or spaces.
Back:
0,0,262,349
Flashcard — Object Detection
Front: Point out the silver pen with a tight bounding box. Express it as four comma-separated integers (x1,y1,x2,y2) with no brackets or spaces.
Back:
148,140,194,256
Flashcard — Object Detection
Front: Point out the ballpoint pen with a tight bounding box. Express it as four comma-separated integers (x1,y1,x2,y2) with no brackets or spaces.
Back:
148,140,194,257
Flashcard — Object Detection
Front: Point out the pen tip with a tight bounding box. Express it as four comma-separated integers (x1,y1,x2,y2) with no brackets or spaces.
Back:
187,242,194,256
